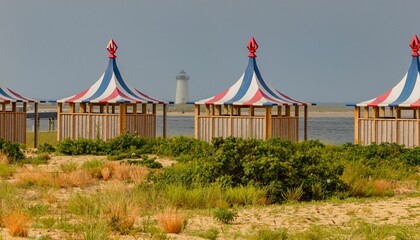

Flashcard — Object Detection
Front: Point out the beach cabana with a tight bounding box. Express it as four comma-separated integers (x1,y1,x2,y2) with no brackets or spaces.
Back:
354,35,420,147
57,39,168,141
0,84,38,146
194,37,310,142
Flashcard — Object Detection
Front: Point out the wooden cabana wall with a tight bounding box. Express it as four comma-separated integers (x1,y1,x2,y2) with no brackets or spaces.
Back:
58,102,166,141
195,104,308,142
0,102,39,146
354,106,420,147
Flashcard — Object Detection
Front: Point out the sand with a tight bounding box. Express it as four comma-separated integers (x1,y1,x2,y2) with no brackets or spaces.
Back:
1,154,418,239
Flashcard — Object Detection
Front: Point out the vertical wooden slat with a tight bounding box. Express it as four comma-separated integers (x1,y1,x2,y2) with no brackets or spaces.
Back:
265,106,272,139
194,105,200,139
354,107,360,144
163,104,167,138
295,106,299,142
34,103,39,148
57,103,62,141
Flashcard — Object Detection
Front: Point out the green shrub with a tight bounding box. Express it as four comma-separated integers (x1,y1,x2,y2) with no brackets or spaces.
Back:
37,143,56,153
81,159,104,179
213,208,238,224
0,141,25,163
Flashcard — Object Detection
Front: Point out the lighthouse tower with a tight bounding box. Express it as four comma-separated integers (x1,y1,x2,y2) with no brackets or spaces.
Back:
175,70,190,104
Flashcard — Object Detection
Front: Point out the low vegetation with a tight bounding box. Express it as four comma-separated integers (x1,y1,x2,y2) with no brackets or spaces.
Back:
0,135,418,239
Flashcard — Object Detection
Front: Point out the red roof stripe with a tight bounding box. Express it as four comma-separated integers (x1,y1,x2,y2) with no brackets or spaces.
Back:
205,88,230,104
367,89,392,107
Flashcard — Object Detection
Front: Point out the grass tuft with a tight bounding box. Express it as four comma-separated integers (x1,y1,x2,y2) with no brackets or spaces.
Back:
156,208,185,234
1,211,31,237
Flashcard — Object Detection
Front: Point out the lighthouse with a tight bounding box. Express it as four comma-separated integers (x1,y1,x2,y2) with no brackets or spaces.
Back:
175,70,190,104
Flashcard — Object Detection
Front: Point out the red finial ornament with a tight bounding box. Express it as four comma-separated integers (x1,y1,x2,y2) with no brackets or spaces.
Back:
410,35,420,57
107,39,118,58
247,37,259,58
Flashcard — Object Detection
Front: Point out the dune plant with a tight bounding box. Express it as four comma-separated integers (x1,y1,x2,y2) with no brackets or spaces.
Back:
213,208,238,224
81,159,105,179
82,218,110,240
280,184,304,202
156,208,186,234
1,210,31,237
0,163,16,179
60,161,79,173
225,185,267,206
248,228,288,240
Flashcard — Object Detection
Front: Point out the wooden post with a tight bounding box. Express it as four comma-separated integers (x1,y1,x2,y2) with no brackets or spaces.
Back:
194,105,200,139
354,106,360,144
142,103,147,114
395,108,401,143
57,103,62,141
265,106,272,139
373,107,378,144
80,103,86,113
69,103,75,139
223,105,229,115
363,107,369,118
379,107,385,117
295,105,299,142
34,102,39,148
119,103,126,135
304,105,308,141
163,104,167,138
205,105,210,116
88,104,93,138
417,109,420,145
133,104,138,136
215,105,221,116
229,106,233,136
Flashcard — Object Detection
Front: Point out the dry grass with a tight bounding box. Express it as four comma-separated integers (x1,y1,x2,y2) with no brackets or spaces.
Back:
16,169,94,188
373,179,397,194
57,170,95,187
0,152,8,164
102,182,140,234
156,208,186,234
1,211,31,237
101,162,148,183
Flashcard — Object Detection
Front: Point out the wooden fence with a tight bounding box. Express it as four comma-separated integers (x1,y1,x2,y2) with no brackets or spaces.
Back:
59,113,156,141
0,112,26,144
196,115,298,142
358,118,419,147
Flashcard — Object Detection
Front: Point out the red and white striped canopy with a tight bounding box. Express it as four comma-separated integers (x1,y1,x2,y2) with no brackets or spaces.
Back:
195,37,308,106
58,39,167,104
0,84,37,103
357,35,420,108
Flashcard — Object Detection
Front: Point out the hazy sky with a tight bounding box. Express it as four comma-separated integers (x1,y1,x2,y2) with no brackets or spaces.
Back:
1,0,420,104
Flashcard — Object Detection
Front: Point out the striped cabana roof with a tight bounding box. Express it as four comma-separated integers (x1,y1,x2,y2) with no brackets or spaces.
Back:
0,84,37,103
357,35,420,108
195,37,308,106
58,39,167,104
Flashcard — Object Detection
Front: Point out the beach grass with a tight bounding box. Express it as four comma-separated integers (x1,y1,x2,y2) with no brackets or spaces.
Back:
26,132,58,147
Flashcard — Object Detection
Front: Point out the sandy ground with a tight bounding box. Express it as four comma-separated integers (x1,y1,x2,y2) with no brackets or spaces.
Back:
1,155,418,239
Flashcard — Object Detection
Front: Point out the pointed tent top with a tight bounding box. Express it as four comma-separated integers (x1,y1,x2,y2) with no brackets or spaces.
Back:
247,37,258,58
410,35,420,57
107,39,118,58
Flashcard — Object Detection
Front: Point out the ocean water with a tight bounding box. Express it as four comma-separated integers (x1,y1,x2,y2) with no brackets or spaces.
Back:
28,116,355,145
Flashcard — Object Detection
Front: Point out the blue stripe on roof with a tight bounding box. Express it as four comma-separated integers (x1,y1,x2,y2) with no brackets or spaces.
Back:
252,59,291,103
112,60,147,101
390,57,420,107
83,59,115,102
0,88,15,100
223,58,255,105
